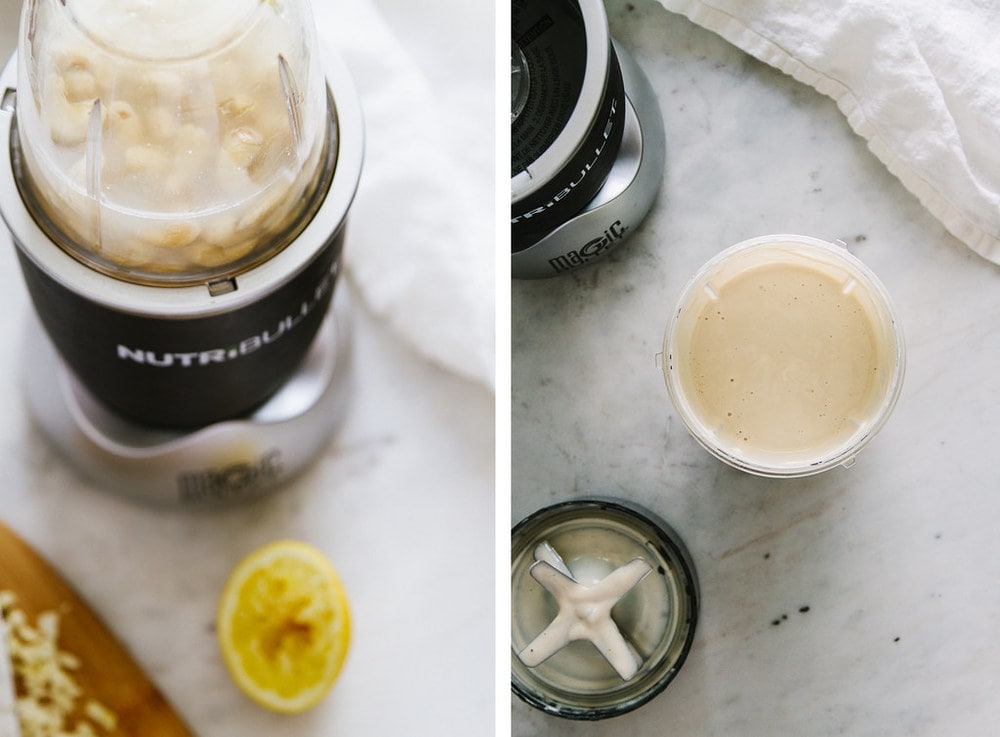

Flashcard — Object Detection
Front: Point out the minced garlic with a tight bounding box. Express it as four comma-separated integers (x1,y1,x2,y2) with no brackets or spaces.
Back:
0,591,118,737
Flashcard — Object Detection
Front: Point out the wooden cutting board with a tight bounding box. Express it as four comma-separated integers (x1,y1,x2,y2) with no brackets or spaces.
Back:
0,519,195,736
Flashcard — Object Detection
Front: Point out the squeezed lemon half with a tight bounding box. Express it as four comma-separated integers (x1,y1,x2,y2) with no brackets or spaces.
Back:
216,540,351,713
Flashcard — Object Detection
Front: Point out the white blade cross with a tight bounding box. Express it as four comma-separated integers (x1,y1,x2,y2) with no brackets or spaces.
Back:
517,542,651,681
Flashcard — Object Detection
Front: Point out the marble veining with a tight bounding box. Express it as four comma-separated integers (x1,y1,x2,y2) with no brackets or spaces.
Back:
513,0,1000,734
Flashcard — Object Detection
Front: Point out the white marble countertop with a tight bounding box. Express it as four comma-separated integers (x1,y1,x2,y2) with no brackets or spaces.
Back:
513,0,1000,734
0,0,494,735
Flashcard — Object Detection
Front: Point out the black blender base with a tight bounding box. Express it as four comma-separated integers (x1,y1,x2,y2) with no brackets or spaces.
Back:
22,290,353,507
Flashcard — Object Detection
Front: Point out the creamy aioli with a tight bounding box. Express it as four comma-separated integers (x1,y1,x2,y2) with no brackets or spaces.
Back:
666,237,903,474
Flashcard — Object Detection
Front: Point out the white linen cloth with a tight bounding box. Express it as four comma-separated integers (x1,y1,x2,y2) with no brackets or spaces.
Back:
656,0,1000,265
314,1,495,391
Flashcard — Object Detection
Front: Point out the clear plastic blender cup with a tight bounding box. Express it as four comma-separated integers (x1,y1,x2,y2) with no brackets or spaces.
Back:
14,0,330,286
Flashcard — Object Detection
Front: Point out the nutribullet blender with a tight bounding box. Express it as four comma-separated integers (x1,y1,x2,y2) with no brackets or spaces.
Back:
0,0,363,504
511,0,665,278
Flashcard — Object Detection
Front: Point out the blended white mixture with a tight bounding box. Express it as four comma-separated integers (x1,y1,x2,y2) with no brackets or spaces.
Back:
670,244,896,467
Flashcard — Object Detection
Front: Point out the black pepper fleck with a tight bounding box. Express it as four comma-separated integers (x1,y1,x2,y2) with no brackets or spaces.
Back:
799,606,810,614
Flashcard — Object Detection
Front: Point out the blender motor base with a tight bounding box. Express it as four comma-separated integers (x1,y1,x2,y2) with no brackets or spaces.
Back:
22,293,352,507
511,40,666,279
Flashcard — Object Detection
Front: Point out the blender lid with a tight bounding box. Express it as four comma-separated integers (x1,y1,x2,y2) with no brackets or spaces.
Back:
511,498,699,720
